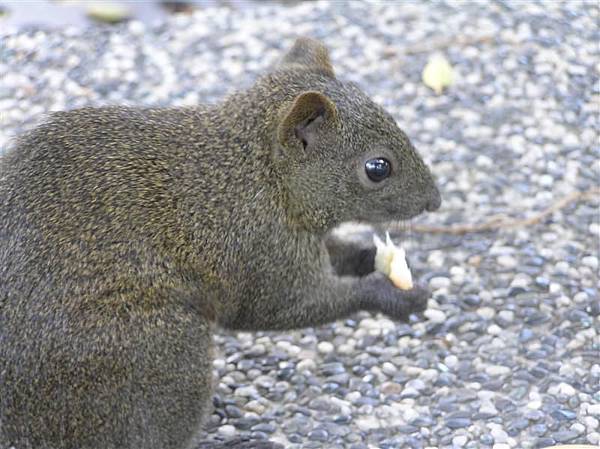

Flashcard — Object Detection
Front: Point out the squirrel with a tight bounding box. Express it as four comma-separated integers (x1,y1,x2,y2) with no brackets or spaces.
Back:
0,37,440,449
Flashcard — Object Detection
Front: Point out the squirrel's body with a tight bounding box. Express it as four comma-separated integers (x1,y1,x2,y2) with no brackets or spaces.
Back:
0,39,440,449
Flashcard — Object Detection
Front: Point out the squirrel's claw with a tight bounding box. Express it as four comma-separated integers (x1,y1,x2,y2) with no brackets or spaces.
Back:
360,272,429,321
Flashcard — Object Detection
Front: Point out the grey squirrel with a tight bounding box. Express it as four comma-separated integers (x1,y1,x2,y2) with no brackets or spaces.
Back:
0,37,440,449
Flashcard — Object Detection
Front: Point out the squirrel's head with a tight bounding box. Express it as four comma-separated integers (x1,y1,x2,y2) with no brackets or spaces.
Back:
269,37,441,232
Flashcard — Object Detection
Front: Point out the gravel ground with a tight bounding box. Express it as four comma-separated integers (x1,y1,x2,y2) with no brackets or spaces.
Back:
1,1,599,448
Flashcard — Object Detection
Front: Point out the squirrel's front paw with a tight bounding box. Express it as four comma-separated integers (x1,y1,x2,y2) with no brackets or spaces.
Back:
359,272,429,321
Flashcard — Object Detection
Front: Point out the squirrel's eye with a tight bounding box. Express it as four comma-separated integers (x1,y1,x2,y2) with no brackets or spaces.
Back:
365,158,391,182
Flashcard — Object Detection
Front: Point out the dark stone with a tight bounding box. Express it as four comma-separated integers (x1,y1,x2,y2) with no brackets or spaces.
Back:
506,417,529,435
508,286,527,297
568,309,591,323
237,359,255,371
234,417,260,430
322,382,340,394
535,276,550,288
334,415,352,424
445,417,471,429
249,431,269,440
288,433,302,443
308,428,330,442
529,365,550,377
251,423,276,434
329,373,350,385
398,425,419,434
530,423,548,436
535,437,556,448
308,397,332,412
525,410,544,421
479,434,494,445
277,367,294,381
320,362,346,376
447,410,472,419
462,294,482,307
225,405,243,419
410,416,434,427
550,409,577,421
435,372,455,387
495,398,516,413
552,429,579,442
524,310,550,325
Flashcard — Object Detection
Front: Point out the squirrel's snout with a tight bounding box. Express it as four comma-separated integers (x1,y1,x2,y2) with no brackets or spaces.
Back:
425,186,442,212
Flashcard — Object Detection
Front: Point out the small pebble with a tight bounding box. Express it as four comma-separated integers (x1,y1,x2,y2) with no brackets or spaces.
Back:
217,424,236,438
424,309,447,323
317,342,334,355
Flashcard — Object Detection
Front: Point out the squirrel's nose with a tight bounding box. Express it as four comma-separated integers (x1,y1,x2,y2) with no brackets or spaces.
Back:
425,186,442,212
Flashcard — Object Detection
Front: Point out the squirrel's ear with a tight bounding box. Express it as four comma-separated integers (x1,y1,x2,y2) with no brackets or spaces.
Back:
277,91,338,149
279,37,335,77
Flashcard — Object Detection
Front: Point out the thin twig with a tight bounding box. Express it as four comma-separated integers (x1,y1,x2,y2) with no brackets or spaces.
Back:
399,187,600,235
400,34,496,56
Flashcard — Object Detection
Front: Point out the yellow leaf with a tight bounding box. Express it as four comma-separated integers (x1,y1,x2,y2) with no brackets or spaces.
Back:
422,54,455,95
87,3,130,24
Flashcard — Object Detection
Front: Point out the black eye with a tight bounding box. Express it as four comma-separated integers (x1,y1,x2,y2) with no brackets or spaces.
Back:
365,158,391,182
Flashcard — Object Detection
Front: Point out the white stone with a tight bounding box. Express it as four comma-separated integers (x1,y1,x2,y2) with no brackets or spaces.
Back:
568,64,587,76
582,256,599,270
317,341,334,354
556,382,577,396
244,400,266,414
402,407,419,422
587,403,600,416
574,291,589,303
491,426,509,443
487,324,502,335
538,174,554,187
424,309,447,323
584,416,599,430
480,402,498,415
476,155,493,167
419,369,438,383
486,365,511,376
444,354,459,369
213,358,226,370
356,415,380,431
477,307,496,320
297,358,316,372
427,250,445,268
588,432,600,445
549,282,563,294
381,362,397,376
423,117,441,131
235,385,258,398
338,343,354,354
346,391,361,403
555,261,570,274
452,435,468,447
497,255,518,269
430,276,451,289
498,310,514,322
218,424,236,438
